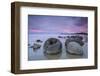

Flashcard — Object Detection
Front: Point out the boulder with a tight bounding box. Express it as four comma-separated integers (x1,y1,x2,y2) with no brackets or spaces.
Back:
44,38,62,55
66,42,83,55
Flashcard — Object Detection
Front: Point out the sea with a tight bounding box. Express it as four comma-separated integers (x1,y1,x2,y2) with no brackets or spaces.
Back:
28,33,88,61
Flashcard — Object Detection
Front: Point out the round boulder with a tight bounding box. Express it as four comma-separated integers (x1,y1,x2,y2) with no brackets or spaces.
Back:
65,38,84,55
67,42,83,55
43,38,62,55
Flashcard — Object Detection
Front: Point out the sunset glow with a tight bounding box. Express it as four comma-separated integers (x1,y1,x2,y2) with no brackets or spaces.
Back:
28,15,88,34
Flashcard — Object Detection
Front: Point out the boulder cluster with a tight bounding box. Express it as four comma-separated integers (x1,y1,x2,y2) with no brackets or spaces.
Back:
44,36,84,56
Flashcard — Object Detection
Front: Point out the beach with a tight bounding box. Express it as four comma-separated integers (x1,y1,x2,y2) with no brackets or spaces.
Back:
28,34,88,61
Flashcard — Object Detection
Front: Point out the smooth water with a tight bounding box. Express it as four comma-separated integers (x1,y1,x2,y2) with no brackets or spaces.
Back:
28,34,88,61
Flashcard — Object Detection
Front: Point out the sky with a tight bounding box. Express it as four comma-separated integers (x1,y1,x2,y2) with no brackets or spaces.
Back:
28,15,88,34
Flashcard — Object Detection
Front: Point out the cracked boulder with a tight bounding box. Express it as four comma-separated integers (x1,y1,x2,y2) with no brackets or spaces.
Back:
65,37,84,55
44,38,62,55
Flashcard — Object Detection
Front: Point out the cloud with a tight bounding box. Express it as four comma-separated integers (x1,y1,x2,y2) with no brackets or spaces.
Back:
28,15,88,33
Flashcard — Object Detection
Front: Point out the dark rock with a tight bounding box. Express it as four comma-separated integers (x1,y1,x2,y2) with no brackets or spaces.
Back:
58,36,63,38
44,38,62,55
36,39,43,43
28,44,30,47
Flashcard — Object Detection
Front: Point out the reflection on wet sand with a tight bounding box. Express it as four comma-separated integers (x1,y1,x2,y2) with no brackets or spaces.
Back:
44,51,62,59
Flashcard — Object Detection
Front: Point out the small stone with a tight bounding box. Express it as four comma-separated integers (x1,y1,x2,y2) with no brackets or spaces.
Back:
36,39,43,43
32,43,41,50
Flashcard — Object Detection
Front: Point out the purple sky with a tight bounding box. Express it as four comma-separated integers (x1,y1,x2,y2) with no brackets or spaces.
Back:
28,15,88,34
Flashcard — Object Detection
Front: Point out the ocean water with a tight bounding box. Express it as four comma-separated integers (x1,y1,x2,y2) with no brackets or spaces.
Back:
28,34,88,61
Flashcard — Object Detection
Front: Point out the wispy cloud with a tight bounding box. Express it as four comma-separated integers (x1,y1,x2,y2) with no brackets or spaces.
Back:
28,15,88,33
